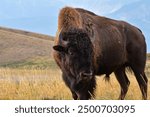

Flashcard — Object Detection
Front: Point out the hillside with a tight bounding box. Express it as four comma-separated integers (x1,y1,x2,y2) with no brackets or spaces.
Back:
0,26,54,67
0,27,54,41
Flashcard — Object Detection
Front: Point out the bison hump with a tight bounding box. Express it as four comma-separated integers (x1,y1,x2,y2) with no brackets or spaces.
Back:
58,7,83,30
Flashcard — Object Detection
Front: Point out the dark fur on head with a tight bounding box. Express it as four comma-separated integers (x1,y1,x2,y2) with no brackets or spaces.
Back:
61,28,93,53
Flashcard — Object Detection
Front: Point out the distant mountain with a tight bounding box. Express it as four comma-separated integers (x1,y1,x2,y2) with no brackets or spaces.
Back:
108,0,150,20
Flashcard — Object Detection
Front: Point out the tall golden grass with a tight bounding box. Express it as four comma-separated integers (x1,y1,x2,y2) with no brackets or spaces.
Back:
0,68,149,100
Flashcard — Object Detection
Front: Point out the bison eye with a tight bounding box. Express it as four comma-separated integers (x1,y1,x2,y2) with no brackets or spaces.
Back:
68,48,75,56
69,51,74,56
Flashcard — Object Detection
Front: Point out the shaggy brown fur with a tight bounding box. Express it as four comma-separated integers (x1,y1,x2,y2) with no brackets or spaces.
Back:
58,7,83,31
53,7,148,100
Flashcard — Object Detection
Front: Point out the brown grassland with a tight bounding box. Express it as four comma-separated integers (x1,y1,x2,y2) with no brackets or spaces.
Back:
0,59,149,100
0,27,149,100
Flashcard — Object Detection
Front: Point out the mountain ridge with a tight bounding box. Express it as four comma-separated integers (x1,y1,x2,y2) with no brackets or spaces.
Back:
0,26,54,41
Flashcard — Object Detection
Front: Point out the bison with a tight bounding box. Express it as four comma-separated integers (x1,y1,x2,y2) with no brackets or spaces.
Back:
53,7,148,100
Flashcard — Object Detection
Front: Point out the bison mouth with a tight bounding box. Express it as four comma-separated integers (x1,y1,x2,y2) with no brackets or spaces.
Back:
72,71,95,92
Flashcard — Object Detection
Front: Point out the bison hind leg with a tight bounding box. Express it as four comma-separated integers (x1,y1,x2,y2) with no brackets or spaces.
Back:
114,67,130,100
131,67,148,100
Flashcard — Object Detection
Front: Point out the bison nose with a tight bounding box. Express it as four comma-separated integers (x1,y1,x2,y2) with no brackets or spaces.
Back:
80,71,93,79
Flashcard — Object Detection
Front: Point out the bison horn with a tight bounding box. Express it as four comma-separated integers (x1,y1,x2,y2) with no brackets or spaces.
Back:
59,32,68,46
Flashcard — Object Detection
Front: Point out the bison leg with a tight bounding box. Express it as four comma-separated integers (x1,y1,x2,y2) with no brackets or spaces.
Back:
131,68,148,100
142,72,148,83
115,68,130,100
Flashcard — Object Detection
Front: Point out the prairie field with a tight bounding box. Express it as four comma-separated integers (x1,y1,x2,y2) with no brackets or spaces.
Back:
0,63,149,100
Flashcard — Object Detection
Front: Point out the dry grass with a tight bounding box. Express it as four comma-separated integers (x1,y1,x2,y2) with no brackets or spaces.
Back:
0,68,149,100
0,68,69,100
95,74,150,100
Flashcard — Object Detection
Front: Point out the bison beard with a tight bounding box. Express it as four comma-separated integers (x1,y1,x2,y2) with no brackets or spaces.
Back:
53,7,148,100
62,73,96,100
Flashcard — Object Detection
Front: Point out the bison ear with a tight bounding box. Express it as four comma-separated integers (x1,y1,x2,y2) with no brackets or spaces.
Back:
53,45,65,52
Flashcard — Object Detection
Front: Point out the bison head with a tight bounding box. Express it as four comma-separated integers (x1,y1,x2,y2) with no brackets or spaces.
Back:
53,28,94,82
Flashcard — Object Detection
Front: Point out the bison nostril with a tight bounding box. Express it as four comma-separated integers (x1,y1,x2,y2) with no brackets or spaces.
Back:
80,72,93,78
83,72,93,77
